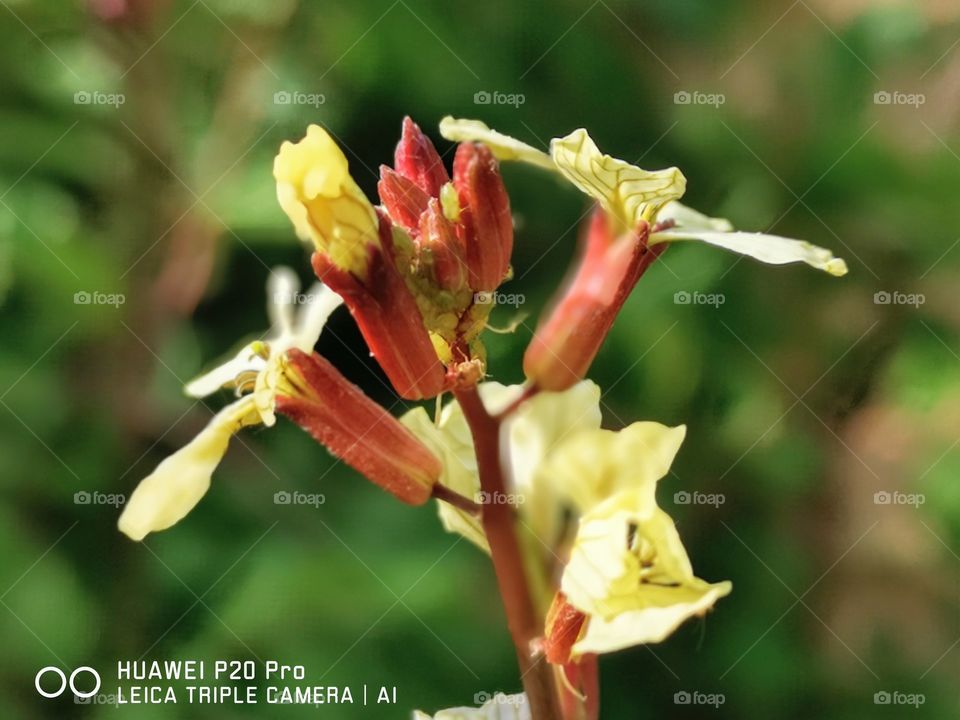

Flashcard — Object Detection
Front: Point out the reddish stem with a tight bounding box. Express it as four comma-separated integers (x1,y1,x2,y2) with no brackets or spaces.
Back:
454,385,561,719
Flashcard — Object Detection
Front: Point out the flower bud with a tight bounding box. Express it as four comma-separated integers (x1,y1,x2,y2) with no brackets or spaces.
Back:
453,141,513,291
378,165,430,233
311,213,447,400
276,349,442,505
419,198,468,292
524,209,663,391
394,116,450,198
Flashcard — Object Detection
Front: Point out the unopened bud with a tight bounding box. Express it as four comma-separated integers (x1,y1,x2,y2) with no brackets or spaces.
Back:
378,165,430,232
524,209,662,391
394,116,450,198
453,142,513,291
419,198,468,292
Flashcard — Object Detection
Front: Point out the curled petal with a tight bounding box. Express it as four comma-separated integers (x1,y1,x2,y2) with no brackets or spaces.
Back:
439,116,554,170
651,228,848,276
550,128,686,230
657,200,733,232
118,396,261,541
277,350,441,505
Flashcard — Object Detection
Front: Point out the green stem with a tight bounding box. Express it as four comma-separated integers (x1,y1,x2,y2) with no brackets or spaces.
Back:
454,385,560,720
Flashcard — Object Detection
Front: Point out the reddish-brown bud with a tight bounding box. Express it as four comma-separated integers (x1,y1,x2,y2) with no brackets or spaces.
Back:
523,208,664,391
394,116,449,198
545,592,599,720
276,349,442,504
378,165,430,233
419,198,468,291
453,142,513,291
311,214,447,401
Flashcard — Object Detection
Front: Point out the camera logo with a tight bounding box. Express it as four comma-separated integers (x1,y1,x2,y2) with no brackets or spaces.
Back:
473,90,524,108
73,491,125,507
273,90,325,107
873,90,925,108
674,690,724,707
674,90,725,108
73,91,125,107
73,291,125,307
674,290,724,307
873,490,924,508
873,290,924,308
274,490,325,507
873,690,924,707
35,666,100,699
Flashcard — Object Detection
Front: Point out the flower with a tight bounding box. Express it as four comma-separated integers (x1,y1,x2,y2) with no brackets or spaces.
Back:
539,422,731,658
274,124,446,400
118,268,441,541
440,117,848,390
400,380,601,554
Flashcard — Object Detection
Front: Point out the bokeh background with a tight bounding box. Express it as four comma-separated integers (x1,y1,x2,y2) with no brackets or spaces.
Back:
0,0,958,717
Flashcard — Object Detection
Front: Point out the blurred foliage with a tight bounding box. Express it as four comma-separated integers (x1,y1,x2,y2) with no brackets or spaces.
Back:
0,0,958,718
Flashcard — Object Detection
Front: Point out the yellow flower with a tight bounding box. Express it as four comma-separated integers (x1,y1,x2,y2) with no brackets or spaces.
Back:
118,269,342,541
439,117,847,276
273,125,380,278
540,422,731,655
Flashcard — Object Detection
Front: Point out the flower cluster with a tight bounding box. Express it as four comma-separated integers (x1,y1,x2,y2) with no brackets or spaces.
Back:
117,116,846,719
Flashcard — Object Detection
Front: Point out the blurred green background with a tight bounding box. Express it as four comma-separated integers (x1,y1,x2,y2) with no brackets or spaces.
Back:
1,0,958,717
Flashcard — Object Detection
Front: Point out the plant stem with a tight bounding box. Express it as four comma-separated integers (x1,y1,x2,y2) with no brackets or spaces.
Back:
453,385,560,720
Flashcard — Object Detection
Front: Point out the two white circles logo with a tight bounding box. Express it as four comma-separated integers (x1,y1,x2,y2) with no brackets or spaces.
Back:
35,666,101,699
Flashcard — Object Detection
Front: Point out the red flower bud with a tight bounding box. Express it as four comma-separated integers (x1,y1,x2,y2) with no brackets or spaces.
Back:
378,165,430,233
545,592,599,720
523,208,664,391
276,349,441,505
419,198,468,292
394,116,449,198
453,142,513,291
312,213,447,400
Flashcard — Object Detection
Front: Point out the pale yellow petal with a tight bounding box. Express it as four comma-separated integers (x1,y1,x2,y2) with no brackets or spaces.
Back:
118,397,260,541
273,125,379,277
550,128,686,229
651,228,848,276
540,422,686,513
658,200,733,232
572,579,731,654
414,693,530,719
439,117,554,171
401,406,487,553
